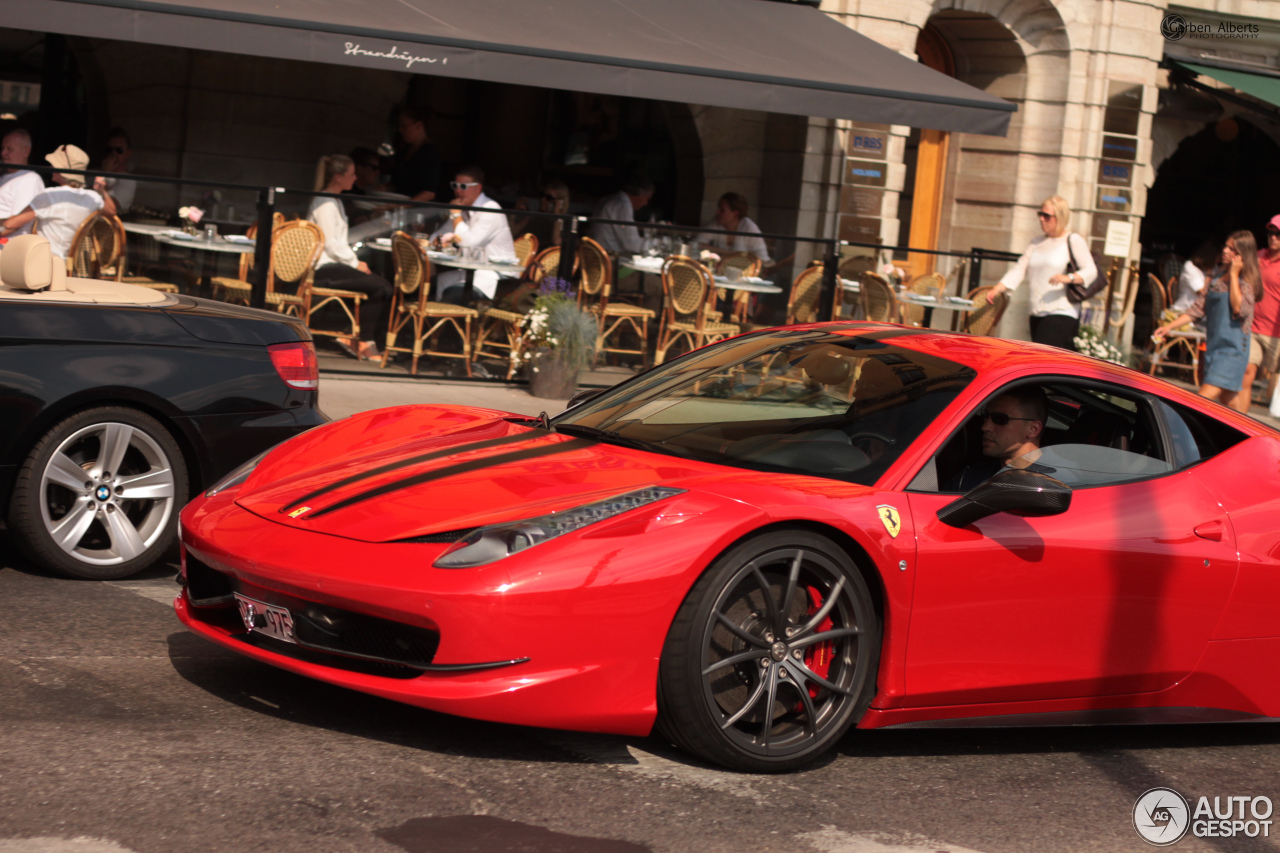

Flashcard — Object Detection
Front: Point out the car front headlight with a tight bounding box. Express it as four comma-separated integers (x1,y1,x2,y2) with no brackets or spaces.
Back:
433,486,685,569
204,450,270,497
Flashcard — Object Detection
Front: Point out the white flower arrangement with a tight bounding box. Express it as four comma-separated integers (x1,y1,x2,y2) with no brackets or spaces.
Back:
178,206,204,224
1073,325,1126,365
880,263,907,287
700,249,721,265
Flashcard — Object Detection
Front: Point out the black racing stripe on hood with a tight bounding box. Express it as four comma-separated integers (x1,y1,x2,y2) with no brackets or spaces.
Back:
280,430,543,514
303,437,594,519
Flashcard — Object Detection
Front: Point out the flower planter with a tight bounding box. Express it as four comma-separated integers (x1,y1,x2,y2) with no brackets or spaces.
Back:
527,348,579,399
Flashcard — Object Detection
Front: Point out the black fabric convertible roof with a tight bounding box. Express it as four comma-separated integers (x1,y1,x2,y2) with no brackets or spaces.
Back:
3,0,1015,135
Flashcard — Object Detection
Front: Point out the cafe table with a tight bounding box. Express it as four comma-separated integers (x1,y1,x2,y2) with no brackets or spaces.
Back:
895,291,975,329
153,230,256,297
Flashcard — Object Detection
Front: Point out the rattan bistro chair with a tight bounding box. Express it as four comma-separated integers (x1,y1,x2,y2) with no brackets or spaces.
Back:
785,263,825,326
66,213,99,278
858,272,898,323
961,285,1008,336
381,232,476,376
513,232,539,268
212,214,285,304
1148,271,1202,380
899,272,946,327
716,252,763,324
473,245,574,379
655,257,740,364
579,236,654,365
258,220,324,321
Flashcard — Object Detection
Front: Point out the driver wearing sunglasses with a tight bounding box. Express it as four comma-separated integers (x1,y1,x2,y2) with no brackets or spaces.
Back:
944,387,1048,491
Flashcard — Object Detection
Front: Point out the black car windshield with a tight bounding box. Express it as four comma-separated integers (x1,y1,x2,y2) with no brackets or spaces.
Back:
555,329,975,485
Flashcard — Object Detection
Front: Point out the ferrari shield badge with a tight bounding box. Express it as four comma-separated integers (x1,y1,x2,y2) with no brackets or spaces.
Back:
287,506,311,519
876,505,902,538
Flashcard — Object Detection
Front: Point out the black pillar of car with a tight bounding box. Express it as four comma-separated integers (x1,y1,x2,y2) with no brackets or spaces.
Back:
250,187,276,311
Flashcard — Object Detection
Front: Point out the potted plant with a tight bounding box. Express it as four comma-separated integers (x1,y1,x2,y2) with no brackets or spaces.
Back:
518,277,599,399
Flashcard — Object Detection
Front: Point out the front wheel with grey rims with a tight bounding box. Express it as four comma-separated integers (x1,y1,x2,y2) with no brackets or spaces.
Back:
658,530,880,772
8,407,188,579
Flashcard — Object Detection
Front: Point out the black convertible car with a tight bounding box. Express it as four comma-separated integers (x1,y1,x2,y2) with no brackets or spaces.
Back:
0,234,325,579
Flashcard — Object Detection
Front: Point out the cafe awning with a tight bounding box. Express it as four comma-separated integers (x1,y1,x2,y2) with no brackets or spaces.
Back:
3,0,1015,136
1173,61,1280,111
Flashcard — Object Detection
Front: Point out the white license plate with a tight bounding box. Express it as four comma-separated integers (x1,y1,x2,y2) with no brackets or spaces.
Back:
234,593,296,644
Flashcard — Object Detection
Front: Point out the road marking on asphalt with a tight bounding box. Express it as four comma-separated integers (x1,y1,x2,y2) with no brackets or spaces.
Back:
105,577,179,606
799,827,989,853
0,838,140,853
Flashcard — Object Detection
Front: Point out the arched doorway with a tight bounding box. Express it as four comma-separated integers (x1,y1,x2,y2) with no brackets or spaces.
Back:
898,23,953,277
897,9,1031,280
1142,116,1280,259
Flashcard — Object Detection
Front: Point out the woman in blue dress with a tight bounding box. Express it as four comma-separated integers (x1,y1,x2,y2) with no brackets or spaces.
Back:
1155,230,1263,409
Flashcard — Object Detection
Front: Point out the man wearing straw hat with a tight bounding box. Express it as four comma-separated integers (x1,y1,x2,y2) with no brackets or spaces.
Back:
1,143,116,259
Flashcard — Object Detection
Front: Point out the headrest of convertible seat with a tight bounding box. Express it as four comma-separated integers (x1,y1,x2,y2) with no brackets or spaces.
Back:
799,347,852,386
1,234,66,292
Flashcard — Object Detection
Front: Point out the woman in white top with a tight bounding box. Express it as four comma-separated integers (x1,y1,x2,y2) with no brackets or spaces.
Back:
308,155,393,361
701,192,770,262
987,195,1096,350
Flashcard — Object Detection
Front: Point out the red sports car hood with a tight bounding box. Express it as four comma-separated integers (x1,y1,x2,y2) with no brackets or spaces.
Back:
234,407,744,543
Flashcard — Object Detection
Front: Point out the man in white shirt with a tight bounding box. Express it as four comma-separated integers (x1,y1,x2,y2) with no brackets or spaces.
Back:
0,129,47,237
2,144,116,259
586,178,653,256
429,165,517,302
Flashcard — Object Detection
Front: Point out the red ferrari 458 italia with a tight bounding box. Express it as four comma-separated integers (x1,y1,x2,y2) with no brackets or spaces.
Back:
176,323,1280,771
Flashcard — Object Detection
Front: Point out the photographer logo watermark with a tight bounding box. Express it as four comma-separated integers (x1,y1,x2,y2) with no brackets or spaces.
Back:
1160,13,1259,39
1161,14,1187,40
1133,788,1274,845
1134,788,1190,846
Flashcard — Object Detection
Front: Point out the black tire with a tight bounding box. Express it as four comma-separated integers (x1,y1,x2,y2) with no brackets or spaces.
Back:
8,406,189,580
658,530,880,772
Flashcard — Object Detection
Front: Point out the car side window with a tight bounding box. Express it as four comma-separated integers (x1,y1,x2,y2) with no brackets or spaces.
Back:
1152,397,1248,469
910,379,1177,493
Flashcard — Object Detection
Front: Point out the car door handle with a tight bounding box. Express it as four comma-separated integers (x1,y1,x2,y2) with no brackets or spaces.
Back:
1194,520,1224,541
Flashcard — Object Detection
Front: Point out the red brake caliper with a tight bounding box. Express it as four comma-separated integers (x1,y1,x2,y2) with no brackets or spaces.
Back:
800,585,834,704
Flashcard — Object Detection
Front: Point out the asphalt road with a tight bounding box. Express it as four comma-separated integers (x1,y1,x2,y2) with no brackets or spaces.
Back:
4,379,1280,853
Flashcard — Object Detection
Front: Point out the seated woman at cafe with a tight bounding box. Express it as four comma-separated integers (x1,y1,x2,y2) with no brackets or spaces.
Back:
1,144,117,260
511,179,569,248
701,192,770,262
309,154,393,361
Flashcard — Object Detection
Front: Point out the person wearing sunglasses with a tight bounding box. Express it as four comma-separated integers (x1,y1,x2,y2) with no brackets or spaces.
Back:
1155,231,1262,412
98,128,136,211
429,165,518,303
986,195,1096,350
511,179,570,247
943,387,1047,492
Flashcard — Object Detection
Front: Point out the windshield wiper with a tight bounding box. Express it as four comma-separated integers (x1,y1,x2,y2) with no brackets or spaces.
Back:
553,423,671,455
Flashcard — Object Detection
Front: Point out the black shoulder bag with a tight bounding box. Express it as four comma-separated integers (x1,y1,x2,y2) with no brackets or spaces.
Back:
1065,235,1108,303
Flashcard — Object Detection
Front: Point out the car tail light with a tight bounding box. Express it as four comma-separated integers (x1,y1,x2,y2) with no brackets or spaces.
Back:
268,341,318,390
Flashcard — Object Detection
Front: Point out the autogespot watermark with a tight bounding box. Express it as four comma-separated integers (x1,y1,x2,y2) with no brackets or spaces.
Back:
1161,13,1260,40
1133,787,1274,845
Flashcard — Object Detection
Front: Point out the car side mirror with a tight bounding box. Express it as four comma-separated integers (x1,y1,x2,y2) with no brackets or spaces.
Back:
937,468,1072,528
566,388,604,409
